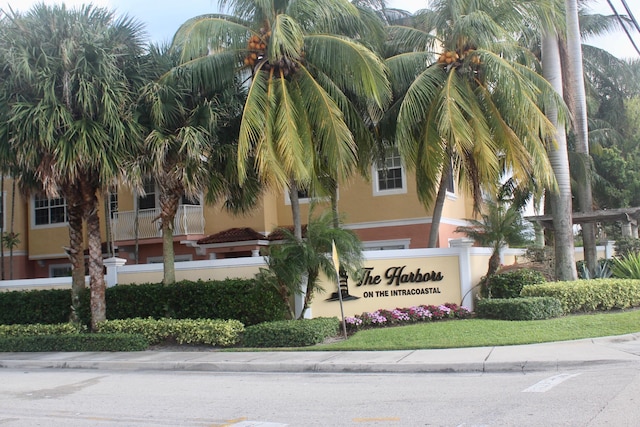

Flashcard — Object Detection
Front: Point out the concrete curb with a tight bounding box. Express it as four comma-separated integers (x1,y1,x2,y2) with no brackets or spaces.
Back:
1,333,640,374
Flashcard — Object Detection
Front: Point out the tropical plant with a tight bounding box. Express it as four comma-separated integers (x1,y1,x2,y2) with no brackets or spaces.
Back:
383,0,561,248
168,0,391,240
455,192,535,281
263,208,364,319
611,252,640,279
0,4,146,329
134,44,261,284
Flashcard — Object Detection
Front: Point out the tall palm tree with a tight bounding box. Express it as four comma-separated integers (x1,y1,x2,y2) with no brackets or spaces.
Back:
169,0,391,240
385,0,562,248
542,28,577,280
1,4,146,329
562,0,597,275
136,44,261,284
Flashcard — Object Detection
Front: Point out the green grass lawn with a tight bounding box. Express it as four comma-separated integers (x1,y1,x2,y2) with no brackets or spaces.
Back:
309,309,640,351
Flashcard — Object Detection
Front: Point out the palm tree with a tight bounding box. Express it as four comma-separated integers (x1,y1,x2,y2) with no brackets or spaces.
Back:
135,44,261,284
385,0,561,249
455,185,534,281
169,0,391,240
542,28,577,281
265,208,364,318
1,4,146,329
562,0,597,275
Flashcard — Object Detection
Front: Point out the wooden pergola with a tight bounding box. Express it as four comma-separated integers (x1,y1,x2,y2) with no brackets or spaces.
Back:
526,207,640,238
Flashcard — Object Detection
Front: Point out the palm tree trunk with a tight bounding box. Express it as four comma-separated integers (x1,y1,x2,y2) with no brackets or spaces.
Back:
103,191,114,258
9,179,16,279
330,177,339,229
289,179,303,240
428,164,451,248
1,174,5,280
542,30,577,281
66,193,86,325
564,0,597,275
159,190,180,285
134,193,140,264
288,178,306,318
86,192,107,331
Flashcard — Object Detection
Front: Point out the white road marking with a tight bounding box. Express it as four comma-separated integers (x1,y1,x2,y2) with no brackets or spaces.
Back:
231,422,288,427
522,373,582,393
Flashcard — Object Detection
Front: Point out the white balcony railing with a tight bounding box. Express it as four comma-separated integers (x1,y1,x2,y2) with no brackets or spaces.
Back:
112,205,204,241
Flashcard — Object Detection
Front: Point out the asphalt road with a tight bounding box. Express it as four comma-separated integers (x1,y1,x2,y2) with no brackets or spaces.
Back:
1,363,640,426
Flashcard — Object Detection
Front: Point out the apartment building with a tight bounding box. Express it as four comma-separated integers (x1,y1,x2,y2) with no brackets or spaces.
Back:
0,150,474,280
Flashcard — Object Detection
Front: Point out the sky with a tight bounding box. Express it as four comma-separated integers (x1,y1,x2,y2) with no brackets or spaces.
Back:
0,0,638,59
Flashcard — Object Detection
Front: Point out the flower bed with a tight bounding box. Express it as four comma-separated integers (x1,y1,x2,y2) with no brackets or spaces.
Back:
345,303,470,333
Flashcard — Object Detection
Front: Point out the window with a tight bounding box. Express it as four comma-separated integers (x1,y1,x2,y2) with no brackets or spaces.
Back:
50,264,72,278
374,146,406,195
363,239,410,251
284,187,313,205
109,193,118,219
181,195,201,206
138,179,156,210
147,254,192,264
34,195,68,226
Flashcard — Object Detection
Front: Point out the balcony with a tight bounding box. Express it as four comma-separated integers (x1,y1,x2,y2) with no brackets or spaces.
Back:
112,206,204,241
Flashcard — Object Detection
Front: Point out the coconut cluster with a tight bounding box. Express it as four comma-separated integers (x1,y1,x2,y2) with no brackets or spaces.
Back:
436,48,481,68
243,28,303,77
244,31,270,67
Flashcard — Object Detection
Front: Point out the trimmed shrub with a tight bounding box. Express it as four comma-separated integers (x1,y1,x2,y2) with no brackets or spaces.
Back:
0,279,287,327
99,279,286,326
615,237,640,258
0,289,73,325
242,318,340,348
96,317,244,347
0,323,82,337
521,278,640,313
483,269,546,299
475,297,564,320
0,333,148,352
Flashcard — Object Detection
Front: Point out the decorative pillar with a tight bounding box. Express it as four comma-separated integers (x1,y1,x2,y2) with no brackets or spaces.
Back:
604,240,616,259
450,238,475,310
103,257,127,288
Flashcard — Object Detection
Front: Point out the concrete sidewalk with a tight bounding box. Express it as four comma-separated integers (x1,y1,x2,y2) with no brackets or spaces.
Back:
2,333,640,374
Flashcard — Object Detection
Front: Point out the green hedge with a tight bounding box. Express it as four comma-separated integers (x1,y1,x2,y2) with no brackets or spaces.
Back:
0,289,73,325
476,297,564,320
483,269,546,299
96,317,244,347
521,278,640,313
0,333,148,352
0,279,287,326
0,323,82,337
242,318,341,348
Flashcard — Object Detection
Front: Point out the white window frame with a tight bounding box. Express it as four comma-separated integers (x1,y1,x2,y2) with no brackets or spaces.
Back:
31,195,68,228
284,188,334,205
136,178,157,211
373,146,407,196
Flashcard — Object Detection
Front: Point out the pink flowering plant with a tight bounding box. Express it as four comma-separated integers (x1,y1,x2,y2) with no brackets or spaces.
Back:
345,303,470,333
